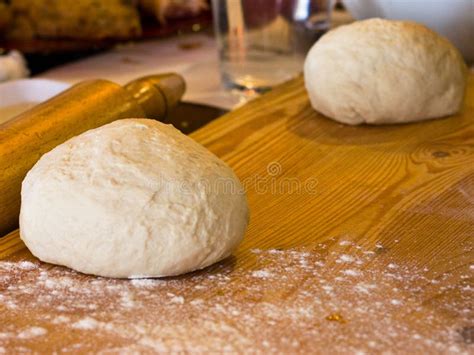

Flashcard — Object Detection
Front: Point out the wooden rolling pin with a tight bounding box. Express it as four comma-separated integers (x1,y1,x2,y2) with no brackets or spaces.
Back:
0,73,185,237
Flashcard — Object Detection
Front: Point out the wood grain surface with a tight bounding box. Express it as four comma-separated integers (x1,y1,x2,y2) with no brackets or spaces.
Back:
0,75,473,353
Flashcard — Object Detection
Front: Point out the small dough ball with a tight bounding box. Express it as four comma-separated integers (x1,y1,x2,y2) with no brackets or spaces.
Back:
20,119,249,278
304,18,468,125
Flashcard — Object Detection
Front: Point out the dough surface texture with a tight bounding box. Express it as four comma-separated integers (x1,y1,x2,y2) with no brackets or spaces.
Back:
304,18,468,125
20,119,249,278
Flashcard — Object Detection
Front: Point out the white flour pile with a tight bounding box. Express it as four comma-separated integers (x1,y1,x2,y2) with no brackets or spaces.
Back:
0,239,472,353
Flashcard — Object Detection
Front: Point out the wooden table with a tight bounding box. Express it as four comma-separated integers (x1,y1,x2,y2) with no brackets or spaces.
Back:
0,75,473,353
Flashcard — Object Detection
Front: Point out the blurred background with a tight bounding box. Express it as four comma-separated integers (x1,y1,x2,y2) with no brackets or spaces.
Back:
0,0,212,75
0,0,472,129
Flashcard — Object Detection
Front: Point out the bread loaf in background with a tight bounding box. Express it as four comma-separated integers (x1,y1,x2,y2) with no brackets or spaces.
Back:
0,0,209,41
0,2,11,33
2,0,142,40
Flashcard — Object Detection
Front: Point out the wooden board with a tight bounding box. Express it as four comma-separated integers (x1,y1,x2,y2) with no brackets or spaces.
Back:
0,75,473,353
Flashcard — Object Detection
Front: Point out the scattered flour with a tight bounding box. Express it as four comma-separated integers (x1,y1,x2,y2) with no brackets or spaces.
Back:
169,296,185,304
17,327,47,339
0,239,472,353
337,255,355,263
18,261,37,271
342,269,361,277
51,315,70,324
251,270,272,278
71,317,100,330
131,279,159,288
120,292,135,308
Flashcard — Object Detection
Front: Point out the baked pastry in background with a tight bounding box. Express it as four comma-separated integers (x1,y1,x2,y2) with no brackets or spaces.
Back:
0,1,11,33
3,0,142,40
0,0,209,42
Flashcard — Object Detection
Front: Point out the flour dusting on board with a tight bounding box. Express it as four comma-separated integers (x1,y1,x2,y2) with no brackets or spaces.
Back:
0,240,472,353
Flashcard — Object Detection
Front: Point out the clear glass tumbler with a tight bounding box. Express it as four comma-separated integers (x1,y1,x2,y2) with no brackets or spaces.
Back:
212,0,332,94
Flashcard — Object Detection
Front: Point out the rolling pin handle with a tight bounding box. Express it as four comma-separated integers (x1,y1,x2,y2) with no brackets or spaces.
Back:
124,73,186,119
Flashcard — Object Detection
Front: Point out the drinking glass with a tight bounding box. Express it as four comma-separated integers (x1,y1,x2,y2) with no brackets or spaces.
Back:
212,0,332,94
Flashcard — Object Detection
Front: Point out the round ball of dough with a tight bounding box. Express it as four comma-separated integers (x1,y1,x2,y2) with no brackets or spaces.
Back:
304,18,468,125
20,119,249,278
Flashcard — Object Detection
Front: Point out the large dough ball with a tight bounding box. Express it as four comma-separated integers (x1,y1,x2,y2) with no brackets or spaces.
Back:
20,119,249,278
304,19,468,125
